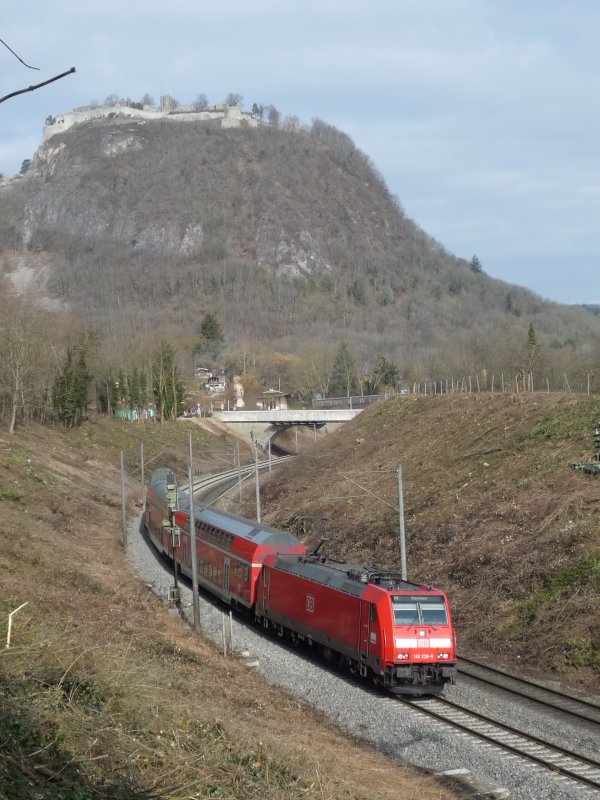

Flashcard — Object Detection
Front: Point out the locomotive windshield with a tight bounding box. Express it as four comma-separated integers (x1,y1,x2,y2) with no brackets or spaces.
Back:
392,595,448,626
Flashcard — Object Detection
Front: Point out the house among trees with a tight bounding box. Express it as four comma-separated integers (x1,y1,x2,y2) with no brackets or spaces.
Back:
258,389,289,410
206,374,227,394
115,406,156,421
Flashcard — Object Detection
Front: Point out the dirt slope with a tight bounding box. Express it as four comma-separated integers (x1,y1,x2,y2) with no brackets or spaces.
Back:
256,393,600,692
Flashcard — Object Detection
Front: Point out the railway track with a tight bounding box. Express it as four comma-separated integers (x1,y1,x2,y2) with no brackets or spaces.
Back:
458,655,600,727
184,454,295,502
403,694,600,795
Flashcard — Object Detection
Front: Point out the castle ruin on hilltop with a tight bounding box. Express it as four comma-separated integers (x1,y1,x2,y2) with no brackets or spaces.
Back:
43,95,259,140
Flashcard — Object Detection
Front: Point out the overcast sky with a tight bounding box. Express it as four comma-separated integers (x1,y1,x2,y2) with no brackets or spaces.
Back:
2,1,598,305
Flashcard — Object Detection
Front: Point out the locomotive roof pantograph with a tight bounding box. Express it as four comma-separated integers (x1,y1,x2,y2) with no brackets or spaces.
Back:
272,555,433,597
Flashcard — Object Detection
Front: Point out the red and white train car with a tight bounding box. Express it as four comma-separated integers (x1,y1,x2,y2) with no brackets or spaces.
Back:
144,468,306,609
144,467,457,695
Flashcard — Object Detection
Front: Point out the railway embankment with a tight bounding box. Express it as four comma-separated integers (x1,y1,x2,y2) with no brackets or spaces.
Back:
254,392,600,695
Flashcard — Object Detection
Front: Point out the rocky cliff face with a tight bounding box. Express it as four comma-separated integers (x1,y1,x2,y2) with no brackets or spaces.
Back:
20,114,408,269
25,123,193,256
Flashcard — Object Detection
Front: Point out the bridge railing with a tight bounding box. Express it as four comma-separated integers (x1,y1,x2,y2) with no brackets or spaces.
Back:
312,392,406,409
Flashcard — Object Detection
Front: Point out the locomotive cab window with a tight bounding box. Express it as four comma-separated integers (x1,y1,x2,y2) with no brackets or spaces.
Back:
392,599,419,625
392,595,448,626
420,599,448,625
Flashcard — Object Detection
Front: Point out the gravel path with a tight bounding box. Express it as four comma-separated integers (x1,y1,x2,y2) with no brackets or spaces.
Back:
127,515,600,800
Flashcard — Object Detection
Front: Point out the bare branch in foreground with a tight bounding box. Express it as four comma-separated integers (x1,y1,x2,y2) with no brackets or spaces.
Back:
0,66,76,104
0,37,40,69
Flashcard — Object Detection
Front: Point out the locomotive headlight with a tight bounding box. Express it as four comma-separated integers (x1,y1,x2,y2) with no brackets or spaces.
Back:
438,652,449,659
397,652,410,660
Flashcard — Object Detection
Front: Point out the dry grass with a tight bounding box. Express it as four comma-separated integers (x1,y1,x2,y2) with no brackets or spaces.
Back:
0,416,459,799
257,393,600,693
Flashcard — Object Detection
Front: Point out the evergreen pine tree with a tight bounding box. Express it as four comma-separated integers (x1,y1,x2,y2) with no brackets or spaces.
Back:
329,342,359,398
52,346,90,427
193,313,224,362
470,255,483,273
152,341,184,420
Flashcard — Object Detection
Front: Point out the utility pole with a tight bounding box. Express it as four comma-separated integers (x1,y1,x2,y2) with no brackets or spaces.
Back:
254,447,261,522
236,441,242,502
336,467,409,580
398,465,407,581
120,450,127,547
188,465,200,629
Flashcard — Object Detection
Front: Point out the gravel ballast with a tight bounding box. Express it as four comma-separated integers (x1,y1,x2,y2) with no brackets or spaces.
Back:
127,515,600,800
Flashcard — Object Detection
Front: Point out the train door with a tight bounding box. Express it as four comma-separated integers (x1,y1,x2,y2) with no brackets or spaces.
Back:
261,567,270,615
368,604,381,658
223,557,230,601
358,600,370,676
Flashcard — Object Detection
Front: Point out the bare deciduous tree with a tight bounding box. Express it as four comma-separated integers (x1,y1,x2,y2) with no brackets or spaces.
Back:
225,92,243,107
0,295,50,432
267,105,280,127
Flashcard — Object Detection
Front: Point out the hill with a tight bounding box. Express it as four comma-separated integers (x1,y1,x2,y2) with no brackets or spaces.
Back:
254,392,600,692
1,112,599,388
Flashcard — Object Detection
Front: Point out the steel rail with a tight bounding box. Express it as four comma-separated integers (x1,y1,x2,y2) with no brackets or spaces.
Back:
458,656,600,726
402,695,600,793
180,454,294,495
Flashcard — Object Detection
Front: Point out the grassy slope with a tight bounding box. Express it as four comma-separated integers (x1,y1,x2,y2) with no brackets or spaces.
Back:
258,393,600,691
0,417,458,800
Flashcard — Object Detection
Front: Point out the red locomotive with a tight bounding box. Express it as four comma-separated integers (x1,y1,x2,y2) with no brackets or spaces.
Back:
144,467,457,695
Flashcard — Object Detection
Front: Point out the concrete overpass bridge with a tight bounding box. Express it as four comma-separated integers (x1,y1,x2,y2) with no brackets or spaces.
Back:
211,408,362,450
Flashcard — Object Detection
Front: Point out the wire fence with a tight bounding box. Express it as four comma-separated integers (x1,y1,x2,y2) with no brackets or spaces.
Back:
313,371,598,409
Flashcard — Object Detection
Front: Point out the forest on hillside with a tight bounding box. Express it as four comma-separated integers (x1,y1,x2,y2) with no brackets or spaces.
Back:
1,283,599,439
1,115,600,430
